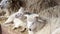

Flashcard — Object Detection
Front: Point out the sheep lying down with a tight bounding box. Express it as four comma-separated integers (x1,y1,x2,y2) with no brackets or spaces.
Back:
24,14,46,34
3,7,26,30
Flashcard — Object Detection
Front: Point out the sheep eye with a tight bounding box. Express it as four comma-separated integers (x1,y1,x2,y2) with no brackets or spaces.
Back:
5,1,8,3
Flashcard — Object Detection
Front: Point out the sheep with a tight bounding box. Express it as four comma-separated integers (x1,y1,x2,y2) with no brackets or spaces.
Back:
0,0,26,17
12,18,26,31
0,0,12,17
4,7,24,23
24,14,45,34
3,7,26,30
52,28,60,34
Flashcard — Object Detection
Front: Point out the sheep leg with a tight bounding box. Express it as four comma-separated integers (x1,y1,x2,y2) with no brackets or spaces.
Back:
3,14,15,26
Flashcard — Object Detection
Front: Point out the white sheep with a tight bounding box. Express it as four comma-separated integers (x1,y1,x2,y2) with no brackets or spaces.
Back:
4,7,24,23
24,14,39,29
24,14,44,34
12,18,26,30
3,7,26,30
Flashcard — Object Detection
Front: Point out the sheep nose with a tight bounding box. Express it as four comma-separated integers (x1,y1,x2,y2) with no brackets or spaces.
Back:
29,28,31,31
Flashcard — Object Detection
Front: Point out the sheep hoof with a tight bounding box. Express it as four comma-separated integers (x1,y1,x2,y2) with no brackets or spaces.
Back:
12,26,20,30
12,27,17,30
3,23,10,27
20,28,26,32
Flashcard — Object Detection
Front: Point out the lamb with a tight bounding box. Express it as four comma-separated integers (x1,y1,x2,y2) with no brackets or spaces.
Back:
3,7,26,30
0,0,25,17
24,14,45,34
0,0,12,17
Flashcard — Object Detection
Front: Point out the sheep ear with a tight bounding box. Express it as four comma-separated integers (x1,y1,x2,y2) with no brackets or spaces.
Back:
18,7,24,12
24,14,28,17
36,14,39,17
33,14,39,17
34,14,39,19
35,15,39,19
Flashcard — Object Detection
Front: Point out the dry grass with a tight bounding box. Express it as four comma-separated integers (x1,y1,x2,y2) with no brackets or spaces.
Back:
0,5,60,34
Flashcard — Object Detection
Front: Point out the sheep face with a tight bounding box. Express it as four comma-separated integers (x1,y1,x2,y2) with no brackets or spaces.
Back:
24,14,39,31
24,14,39,34
0,0,12,9
15,7,25,18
